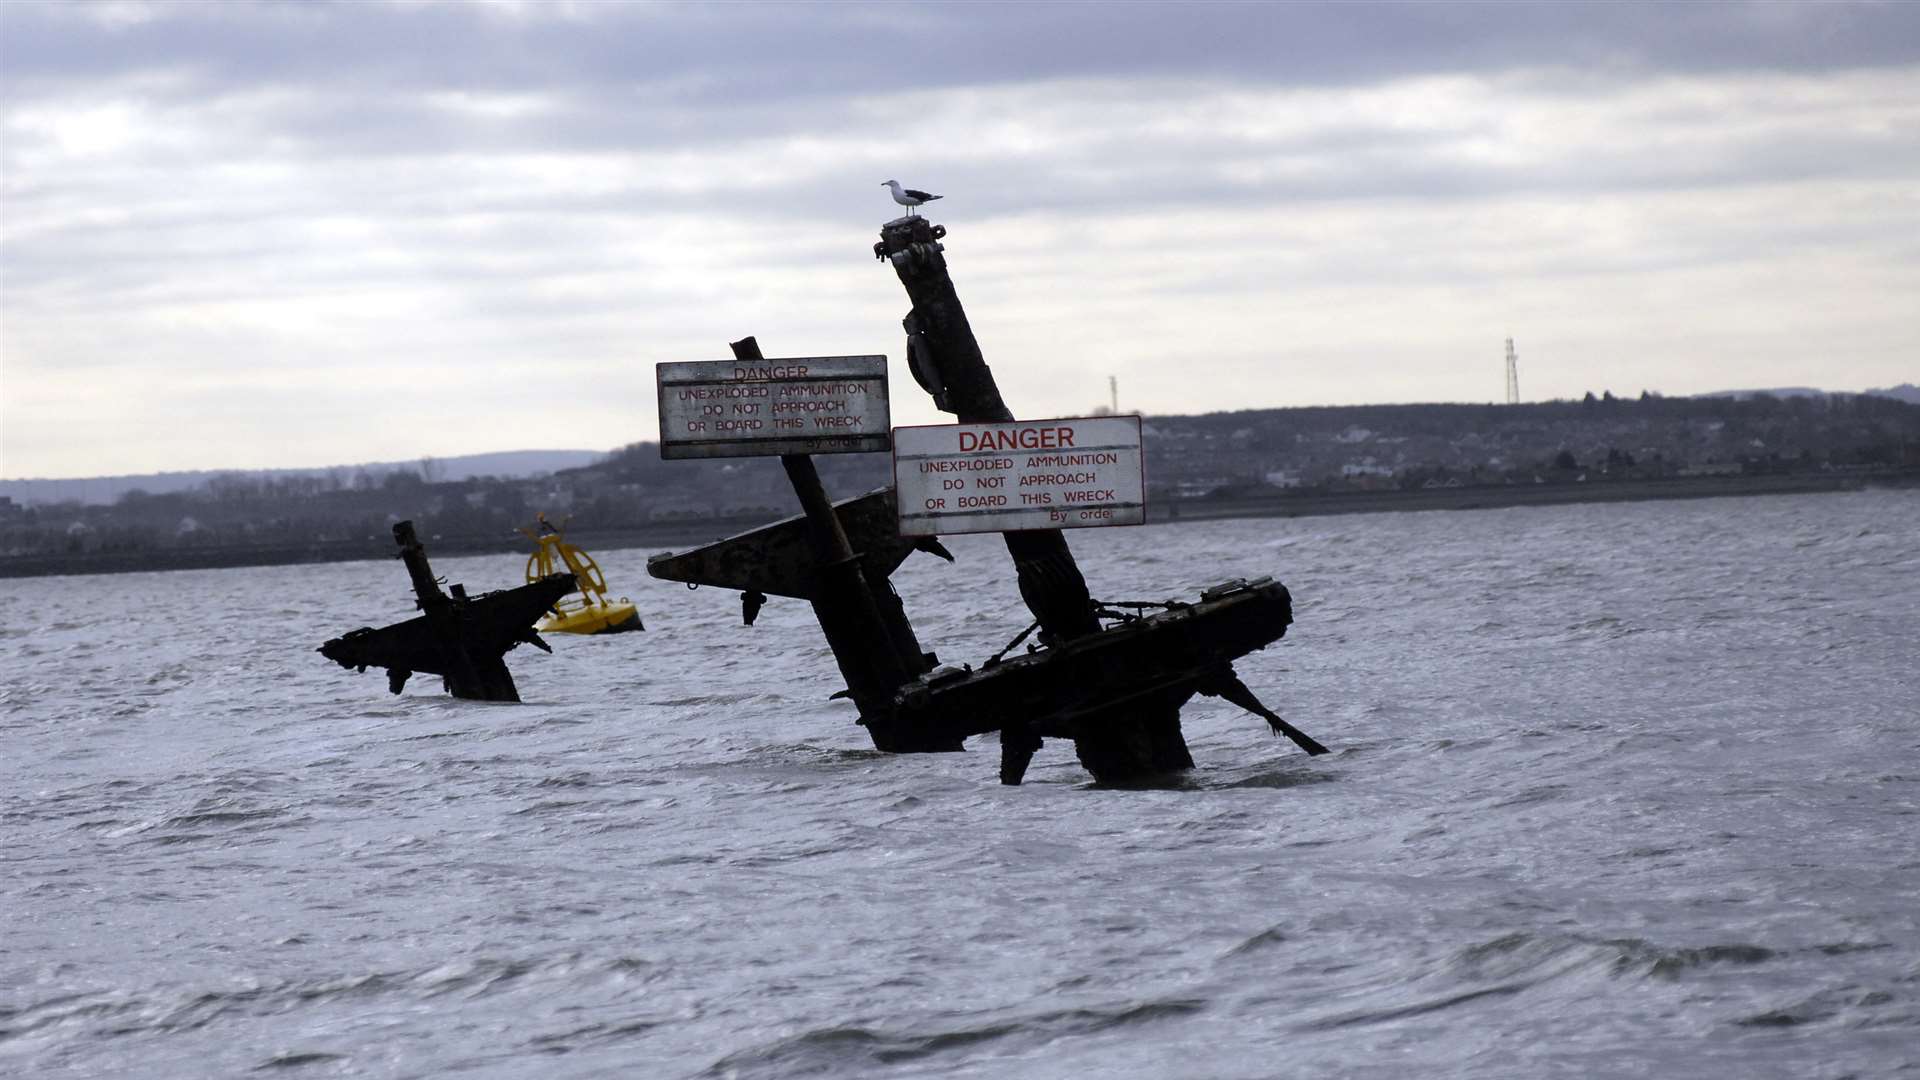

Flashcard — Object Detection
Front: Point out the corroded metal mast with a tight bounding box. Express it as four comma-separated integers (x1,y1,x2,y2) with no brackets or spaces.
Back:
646,219,1321,785
877,218,1100,641
737,336,925,728
876,215,1195,781
647,337,960,752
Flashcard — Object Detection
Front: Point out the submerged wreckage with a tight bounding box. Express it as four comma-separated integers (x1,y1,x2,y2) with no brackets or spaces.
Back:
319,211,1324,783
319,521,574,701
646,215,1325,783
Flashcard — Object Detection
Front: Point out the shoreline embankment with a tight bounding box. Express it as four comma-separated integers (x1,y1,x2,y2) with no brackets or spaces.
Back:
3,471,1910,580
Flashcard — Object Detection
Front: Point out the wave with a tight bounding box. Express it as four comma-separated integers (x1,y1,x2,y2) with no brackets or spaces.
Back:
0,952,651,1051
702,997,1207,1078
1277,929,1904,1035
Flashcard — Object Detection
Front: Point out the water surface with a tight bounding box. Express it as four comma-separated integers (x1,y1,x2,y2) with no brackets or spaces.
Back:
4,491,1917,1078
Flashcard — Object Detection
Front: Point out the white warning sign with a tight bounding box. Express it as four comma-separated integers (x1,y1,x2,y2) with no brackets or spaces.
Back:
657,355,890,459
892,416,1146,536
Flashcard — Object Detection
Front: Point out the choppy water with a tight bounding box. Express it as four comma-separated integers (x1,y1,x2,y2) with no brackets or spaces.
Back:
3,490,1917,1079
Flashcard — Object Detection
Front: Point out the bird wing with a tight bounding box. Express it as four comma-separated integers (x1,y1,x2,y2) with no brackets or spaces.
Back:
903,189,940,201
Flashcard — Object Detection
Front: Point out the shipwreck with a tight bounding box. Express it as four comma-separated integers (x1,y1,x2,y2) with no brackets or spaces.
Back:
646,215,1325,783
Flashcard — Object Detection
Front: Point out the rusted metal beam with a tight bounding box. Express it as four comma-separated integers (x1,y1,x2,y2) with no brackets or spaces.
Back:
731,336,936,731
646,338,956,751
645,488,917,599
876,216,1198,782
877,218,1102,645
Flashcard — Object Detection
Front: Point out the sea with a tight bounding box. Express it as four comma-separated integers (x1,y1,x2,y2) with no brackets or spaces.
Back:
3,490,1916,1079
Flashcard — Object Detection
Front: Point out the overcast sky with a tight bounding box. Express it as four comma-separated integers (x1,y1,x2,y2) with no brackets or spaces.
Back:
3,0,1916,479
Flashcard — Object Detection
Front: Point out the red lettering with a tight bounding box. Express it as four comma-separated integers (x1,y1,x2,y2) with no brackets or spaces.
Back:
959,426,1079,452
732,364,810,381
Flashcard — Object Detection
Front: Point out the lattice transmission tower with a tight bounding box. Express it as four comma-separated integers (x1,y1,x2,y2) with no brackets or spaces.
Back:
1504,338,1520,405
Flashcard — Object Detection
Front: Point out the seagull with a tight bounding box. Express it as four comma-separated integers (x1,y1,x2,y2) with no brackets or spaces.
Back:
883,179,942,216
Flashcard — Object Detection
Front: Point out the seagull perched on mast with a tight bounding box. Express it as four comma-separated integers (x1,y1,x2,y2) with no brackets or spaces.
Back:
883,179,942,216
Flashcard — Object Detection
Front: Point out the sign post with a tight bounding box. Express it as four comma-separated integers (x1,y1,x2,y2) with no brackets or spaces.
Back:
892,415,1146,536
649,340,946,748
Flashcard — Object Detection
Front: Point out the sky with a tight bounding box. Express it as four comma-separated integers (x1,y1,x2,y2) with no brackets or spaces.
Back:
3,1,1917,480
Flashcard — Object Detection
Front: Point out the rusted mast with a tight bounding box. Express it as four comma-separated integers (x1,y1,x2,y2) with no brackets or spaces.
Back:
876,216,1194,781
393,521,517,700
727,336,945,746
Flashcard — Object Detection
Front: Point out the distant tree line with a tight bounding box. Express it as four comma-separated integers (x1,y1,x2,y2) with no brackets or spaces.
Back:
4,394,1915,568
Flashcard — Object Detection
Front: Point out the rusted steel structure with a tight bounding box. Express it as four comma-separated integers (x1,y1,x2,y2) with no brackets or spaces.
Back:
891,578,1318,780
874,214,1319,781
648,338,962,751
646,217,1323,784
319,521,574,701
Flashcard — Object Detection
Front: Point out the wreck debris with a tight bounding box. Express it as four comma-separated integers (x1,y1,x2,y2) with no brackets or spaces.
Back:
875,213,1324,782
646,216,1325,785
318,521,574,701
648,338,960,751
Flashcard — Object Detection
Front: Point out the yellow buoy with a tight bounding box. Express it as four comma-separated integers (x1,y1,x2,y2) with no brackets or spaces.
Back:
519,514,644,635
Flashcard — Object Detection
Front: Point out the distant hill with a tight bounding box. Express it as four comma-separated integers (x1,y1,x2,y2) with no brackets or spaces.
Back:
1695,387,1829,400
0,449,609,507
9,385,1918,508
1699,385,1920,405
7,393,1916,579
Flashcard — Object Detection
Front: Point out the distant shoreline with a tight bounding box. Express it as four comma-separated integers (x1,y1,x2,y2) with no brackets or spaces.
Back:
1147,471,1907,524
3,471,1910,580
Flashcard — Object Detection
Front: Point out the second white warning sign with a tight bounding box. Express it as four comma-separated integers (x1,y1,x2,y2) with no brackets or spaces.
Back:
657,355,890,460
893,415,1146,536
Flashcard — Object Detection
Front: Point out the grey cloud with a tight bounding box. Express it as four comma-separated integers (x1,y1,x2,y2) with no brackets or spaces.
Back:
8,0,1916,228
9,74,1916,291
7,0,1919,478
28,70,1920,211
5,0,1919,107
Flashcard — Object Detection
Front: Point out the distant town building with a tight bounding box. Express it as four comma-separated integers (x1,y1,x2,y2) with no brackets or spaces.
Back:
1679,462,1742,477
